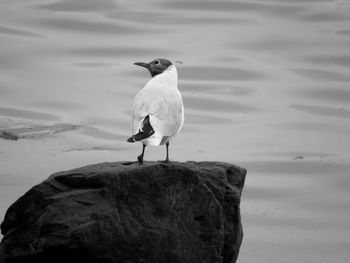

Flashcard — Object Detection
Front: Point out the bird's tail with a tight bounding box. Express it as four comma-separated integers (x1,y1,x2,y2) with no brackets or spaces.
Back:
127,115,155,143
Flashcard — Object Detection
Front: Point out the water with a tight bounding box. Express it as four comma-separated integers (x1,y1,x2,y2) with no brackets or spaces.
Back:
1,0,350,262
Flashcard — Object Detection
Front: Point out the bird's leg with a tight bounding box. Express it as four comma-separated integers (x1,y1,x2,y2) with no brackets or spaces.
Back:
137,144,146,164
164,141,170,163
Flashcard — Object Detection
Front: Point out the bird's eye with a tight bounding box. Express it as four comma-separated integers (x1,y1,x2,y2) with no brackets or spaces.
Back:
154,60,160,65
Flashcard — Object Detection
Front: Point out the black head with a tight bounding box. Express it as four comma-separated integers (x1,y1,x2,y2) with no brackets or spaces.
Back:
134,58,172,77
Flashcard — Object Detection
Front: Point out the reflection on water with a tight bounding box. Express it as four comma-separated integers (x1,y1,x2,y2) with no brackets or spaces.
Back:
162,0,306,15
303,55,350,67
0,26,44,38
64,46,174,58
337,29,350,35
0,106,59,121
291,104,350,119
293,87,350,102
1,0,350,262
288,68,350,82
180,66,267,81
37,0,119,13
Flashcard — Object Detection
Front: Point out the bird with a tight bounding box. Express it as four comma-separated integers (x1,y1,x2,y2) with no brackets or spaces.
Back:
127,58,184,164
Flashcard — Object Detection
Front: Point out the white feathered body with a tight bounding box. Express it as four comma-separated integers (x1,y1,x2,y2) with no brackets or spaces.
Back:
131,65,184,146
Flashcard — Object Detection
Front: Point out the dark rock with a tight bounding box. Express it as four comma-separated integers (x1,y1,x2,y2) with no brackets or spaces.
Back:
0,244,4,263
0,161,246,263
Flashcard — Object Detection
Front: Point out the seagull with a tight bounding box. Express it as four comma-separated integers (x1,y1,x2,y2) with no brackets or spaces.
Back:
127,58,184,164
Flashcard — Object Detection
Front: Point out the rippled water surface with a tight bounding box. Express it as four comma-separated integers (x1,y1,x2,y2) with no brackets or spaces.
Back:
1,1,350,262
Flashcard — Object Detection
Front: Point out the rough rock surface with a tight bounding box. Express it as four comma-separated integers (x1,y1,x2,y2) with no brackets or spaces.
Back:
0,245,4,263
0,161,246,263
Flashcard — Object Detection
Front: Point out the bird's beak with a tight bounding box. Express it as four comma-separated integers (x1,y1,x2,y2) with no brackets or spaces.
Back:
134,62,149,69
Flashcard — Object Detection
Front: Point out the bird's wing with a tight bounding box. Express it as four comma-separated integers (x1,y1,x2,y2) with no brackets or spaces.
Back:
131,85,182,137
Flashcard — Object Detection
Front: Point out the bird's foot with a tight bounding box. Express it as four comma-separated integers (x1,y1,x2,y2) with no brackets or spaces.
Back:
137,154,144,164
160,158,170,163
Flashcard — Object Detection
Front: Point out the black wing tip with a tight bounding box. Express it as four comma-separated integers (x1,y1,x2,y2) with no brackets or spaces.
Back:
127,115,155,143
127,129,155,143
127,136,135,143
